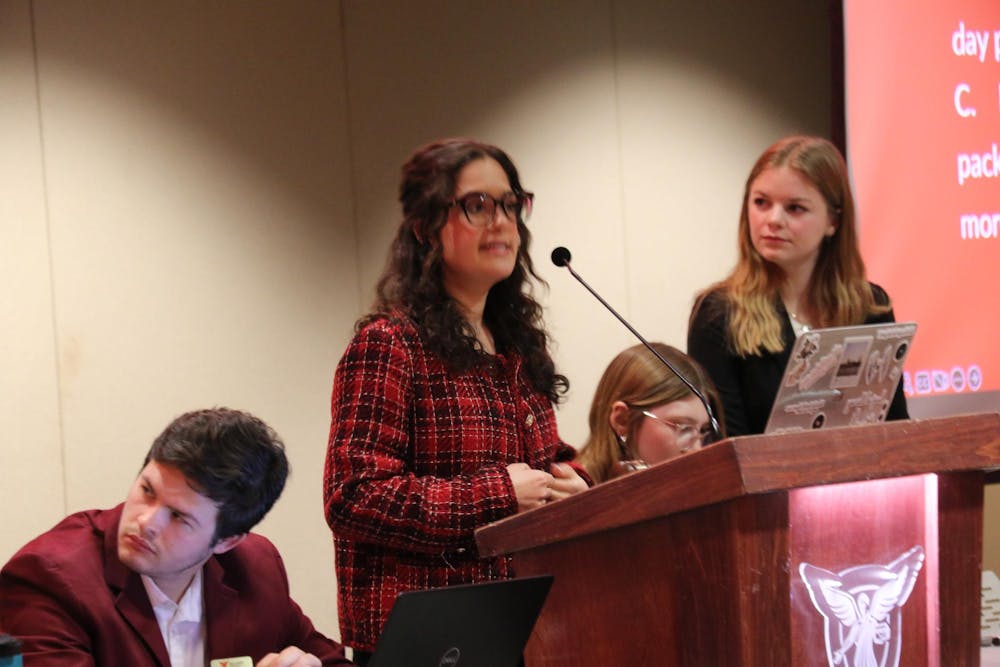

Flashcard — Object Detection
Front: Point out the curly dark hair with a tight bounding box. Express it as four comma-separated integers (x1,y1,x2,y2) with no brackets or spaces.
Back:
143,407,288,541
363,138,568,402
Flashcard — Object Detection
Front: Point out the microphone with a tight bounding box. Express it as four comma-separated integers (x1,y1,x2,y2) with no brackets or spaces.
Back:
550,246,722,443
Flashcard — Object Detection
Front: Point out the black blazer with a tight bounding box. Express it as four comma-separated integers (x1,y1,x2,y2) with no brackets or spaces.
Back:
687,283,909,436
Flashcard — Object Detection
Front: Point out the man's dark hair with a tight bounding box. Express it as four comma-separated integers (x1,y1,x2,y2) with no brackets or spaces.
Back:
143,407,288,541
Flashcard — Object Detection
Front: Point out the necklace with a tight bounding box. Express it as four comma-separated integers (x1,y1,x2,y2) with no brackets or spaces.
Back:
470,322,495,355
787,310,811,332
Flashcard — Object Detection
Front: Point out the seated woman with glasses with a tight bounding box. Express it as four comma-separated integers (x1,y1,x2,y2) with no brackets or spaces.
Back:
323,138,591,665
576,342,724,484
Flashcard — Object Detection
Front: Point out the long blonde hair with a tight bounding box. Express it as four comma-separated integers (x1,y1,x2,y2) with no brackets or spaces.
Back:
576,343,721,484
697,136,888,356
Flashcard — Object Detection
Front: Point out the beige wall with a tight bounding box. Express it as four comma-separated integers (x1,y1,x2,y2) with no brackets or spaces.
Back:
1,0,65,567
2,0,841,641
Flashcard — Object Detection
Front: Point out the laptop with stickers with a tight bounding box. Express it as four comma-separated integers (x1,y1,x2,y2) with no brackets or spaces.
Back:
764,321,917,434
367,574,553,667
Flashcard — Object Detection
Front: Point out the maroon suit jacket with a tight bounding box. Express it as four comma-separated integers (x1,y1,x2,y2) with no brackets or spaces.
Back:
0,504,351,666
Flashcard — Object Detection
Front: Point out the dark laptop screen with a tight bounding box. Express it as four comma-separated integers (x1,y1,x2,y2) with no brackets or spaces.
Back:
368,575,553,667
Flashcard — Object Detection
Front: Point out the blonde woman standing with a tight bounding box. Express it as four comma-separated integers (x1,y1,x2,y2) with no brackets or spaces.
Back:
687,135,908,436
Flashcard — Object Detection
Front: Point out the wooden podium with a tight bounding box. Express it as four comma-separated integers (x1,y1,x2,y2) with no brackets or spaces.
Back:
476,414,1000,666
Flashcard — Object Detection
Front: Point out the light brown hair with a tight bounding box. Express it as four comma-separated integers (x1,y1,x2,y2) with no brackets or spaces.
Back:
576,343,721,484
694,135,888,356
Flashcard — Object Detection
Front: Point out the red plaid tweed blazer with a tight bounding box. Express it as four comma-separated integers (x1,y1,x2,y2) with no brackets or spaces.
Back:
323,315,578,651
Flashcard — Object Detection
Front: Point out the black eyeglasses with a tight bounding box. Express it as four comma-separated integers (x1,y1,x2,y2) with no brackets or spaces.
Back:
451,191,534,228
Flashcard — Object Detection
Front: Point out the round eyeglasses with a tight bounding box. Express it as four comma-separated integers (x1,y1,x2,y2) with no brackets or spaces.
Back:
451,191,534,228
635,409,712,453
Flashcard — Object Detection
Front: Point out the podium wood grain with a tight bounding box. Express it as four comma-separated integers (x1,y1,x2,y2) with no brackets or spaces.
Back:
477,414,1000,666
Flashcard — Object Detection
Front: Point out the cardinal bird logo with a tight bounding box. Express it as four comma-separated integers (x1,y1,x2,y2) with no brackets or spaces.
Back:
799,546,925,667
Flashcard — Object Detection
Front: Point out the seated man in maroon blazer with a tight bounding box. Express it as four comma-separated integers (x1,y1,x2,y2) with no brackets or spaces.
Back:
0,407,353,667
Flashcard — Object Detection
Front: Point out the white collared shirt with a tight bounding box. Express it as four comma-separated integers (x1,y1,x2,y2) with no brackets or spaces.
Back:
142,569,206,667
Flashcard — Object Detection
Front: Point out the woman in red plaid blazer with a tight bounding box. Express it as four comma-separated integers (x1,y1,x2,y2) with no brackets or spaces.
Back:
323,139,589,662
